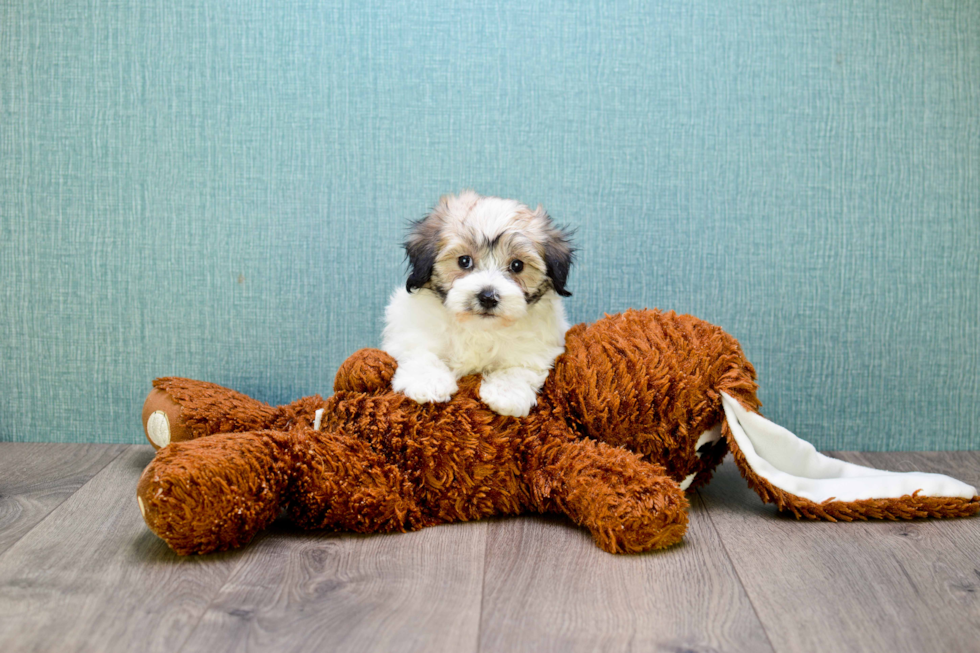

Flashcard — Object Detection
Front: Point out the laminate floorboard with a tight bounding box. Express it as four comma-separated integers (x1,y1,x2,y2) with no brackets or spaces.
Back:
478,493,774,653
0,445,245,653
178,522,487,653
3,447,978,653
0,442,126,556
699,452,980,653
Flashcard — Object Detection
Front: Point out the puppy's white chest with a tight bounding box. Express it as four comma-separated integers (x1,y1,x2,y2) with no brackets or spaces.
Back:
443,324,507,376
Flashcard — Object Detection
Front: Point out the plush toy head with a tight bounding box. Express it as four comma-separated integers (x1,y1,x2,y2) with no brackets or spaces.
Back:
137,309,979,556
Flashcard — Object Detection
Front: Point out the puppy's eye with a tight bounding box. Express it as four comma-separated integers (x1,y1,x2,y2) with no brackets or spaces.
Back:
509,259,524,274
458,255,473,270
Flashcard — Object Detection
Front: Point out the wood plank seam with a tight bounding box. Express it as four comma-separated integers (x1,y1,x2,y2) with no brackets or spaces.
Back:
172,532,291,653
0,443,128,566
474,519,493,653
696,453,980,653
696,488,780,653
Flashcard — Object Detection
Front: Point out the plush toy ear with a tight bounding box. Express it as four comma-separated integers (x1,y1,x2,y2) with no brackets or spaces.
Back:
538,207,575,298
403,213,441,293
720,392,980,519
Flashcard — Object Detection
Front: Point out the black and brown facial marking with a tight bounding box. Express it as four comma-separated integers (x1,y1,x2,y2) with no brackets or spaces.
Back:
536,209,575,298
403,214,442,293
403,192,575,304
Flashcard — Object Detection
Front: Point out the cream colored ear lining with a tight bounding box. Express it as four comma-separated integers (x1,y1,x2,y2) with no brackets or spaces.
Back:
720,392,978,502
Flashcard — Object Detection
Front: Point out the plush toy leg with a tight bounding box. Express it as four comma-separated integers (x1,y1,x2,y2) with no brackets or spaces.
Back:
142,378,283,449
527,438,689,553
137,431,292,554
720,392,980,520
143,377,334,449
138,426,426,555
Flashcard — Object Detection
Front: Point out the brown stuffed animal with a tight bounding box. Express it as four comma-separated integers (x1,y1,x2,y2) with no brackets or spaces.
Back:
136,309,979,556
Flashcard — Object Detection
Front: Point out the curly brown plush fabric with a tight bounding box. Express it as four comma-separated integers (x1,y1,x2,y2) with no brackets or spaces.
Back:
136,309,979,556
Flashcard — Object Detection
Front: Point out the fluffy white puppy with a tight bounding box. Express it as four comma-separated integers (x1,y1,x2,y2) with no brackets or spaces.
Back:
382,191,575,417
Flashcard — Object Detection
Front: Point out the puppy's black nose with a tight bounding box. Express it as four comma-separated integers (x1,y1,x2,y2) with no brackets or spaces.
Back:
477,288,499,309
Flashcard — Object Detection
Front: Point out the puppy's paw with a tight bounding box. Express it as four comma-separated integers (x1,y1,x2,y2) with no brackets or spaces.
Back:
392,366,458,404
479,374,539,417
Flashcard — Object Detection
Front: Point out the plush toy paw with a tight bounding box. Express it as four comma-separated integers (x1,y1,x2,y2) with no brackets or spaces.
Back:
333,348,397,394
479,368,547,417
137,432,291,554
392,363,458,404
141,387,195,449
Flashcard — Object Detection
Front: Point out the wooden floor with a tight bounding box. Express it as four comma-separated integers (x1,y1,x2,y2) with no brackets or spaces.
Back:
1,444,978,653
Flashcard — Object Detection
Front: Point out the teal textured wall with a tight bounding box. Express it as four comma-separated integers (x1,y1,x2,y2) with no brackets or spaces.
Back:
1,0,978,448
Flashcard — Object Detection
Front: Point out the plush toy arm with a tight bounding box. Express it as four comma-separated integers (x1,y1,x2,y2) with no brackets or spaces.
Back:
142,378,282,449
333,348,398,394
525,437,690,553
720,392,980,520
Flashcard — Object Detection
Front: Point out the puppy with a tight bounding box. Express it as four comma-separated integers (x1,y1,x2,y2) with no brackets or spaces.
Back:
382,191,575,417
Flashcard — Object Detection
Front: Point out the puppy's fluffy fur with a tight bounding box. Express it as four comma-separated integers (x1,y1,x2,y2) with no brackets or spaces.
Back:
382,191,575,416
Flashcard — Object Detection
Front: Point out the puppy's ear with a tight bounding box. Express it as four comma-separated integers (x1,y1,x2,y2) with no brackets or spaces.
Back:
538,207,576,297
404,213,442,293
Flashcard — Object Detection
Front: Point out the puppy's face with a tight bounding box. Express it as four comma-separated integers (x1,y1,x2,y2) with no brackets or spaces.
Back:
404,191,574,325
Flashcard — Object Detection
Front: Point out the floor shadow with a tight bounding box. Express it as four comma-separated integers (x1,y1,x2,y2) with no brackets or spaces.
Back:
129,526,255,565
127,445,157,471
